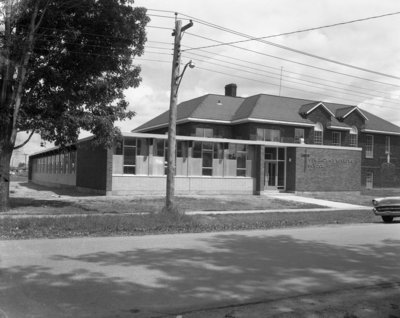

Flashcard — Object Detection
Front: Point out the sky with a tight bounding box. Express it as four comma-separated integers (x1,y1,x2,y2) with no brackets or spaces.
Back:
12,0,400,164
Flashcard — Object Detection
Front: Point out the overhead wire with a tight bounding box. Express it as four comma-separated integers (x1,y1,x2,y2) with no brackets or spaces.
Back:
182,53,399,105
181,46,392,97
147,10,400,85
178,11,400,80
192,65,399,111
185,32,399,88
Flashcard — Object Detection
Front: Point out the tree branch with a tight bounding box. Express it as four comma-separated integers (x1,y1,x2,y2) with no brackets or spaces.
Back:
9,0,41,146
13,130,35,150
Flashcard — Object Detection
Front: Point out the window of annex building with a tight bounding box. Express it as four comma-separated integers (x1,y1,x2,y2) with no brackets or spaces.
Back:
117,137,253,178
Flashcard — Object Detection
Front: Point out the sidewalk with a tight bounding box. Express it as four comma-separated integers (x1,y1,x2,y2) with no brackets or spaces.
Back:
187,194,370,215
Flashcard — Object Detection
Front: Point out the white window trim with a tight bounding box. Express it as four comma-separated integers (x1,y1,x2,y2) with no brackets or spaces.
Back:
365,135,374,158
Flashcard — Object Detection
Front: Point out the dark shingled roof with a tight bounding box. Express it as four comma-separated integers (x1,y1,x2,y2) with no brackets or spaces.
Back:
133,92,400,134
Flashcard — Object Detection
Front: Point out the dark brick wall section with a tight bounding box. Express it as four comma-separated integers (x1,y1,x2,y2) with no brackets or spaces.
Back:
360,134,400,188
76,140,111,191
343,111,366,130
294,147,361,192
286,148,297,192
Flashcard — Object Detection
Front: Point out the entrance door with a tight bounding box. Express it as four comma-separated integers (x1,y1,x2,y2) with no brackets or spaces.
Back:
264,161,277,190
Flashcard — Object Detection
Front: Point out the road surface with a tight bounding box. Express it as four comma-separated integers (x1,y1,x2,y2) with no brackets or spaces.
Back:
0,223,399,317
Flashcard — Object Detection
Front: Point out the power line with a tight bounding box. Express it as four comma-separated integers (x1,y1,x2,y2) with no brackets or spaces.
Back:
182,45,393,97
181,10,400,49
180,14,400,80
192,65,399,111
185,32,399,88
183,54,399,105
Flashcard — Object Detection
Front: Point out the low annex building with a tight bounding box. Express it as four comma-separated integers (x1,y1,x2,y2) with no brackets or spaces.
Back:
29,84,400,195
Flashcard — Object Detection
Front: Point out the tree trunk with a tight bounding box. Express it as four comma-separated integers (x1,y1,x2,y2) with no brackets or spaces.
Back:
0,147,12,212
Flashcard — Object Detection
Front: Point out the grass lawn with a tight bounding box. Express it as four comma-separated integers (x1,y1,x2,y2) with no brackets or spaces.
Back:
0,180,396,240
7,181,323,216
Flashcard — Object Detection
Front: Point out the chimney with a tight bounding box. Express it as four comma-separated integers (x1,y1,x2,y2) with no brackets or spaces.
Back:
225,83,237,97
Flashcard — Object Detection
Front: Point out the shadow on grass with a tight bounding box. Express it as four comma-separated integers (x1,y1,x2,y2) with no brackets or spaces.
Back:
1,232,400,317
9,197,72,209
15,181,91,197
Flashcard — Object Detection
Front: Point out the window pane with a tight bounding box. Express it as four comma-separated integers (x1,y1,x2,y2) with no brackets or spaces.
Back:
202,151,213,168
204,128,213,138
123,166,136,174
154,139,165,157
294,128,304,143
236,144,246,152
228,144,237,159
256,128,264,140
193,141,202,158
124,137,136,146
195,127,204,137
177,141,188,158
314,131,322,144
265,148,277,160
332,132,341,146
237,153,246,168
124,147,136,165
237,169,246,177
202,168,212,176
214,143,224,159
265,129,280,142
137,139,149,156
278,148,285,160
203,142,213,151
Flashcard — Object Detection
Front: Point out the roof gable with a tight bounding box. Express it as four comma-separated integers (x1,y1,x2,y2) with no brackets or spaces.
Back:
336,106,368,121
133,92,400,136
299,101,335,117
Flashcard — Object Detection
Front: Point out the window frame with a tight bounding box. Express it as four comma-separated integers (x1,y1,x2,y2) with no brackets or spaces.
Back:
256,128,281,142
365,134,374,158
349,126,358,147
294,128,305,143
332,131,341,146
385,136,391,154
313,122,323,145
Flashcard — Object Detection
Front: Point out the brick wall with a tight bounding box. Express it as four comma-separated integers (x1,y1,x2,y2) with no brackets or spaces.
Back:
111,175,254,195
76,140,112,193
288,147,361,192
360,133,400,187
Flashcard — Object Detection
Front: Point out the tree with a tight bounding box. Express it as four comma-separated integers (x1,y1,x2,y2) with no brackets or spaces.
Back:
0,0,149,211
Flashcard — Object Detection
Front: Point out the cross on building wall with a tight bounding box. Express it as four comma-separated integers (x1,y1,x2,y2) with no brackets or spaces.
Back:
301,149,310,172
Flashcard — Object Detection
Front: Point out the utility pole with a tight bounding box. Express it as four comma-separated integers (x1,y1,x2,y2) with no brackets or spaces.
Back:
165,18,193,213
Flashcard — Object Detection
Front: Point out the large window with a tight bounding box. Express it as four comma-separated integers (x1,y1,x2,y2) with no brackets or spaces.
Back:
332,131,341,146
195,127,214,138
366,135,374,158
193,141,224,176
256,128,280,142
294,128,305,143
385,136,391,154
123,138,149,174
313,122,323,145
349,126,358,147
228,144,248,177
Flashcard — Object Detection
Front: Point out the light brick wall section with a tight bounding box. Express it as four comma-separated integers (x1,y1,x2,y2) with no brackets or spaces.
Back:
111,175,254,195
31,172,76,188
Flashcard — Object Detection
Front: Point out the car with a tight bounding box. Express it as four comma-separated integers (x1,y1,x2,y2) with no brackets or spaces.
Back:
372,196,400,223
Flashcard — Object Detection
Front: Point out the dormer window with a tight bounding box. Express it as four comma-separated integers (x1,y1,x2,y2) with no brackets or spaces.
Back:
313,122,323,145
349,126,358,147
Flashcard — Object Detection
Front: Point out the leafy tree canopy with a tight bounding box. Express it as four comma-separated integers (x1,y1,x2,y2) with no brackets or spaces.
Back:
1,0,150,148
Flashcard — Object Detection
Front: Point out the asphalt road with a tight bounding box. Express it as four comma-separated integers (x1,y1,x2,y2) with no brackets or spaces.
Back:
0,223,399,318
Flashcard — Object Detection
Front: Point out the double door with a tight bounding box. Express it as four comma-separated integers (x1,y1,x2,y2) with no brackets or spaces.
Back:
264,147,285,190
